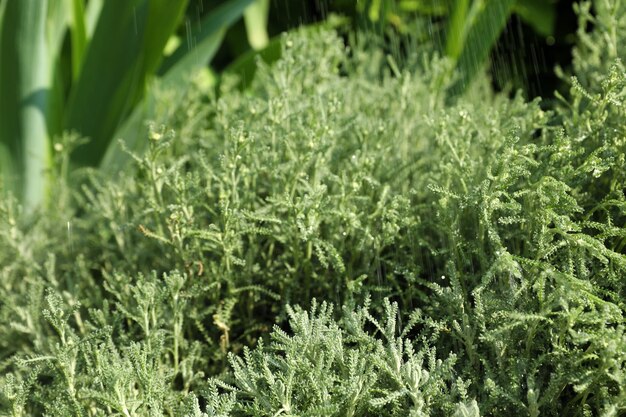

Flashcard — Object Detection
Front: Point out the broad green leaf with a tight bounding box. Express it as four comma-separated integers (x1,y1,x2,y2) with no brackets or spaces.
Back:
244,0,270,50
445,0,470,59
0,0,52,211
84,0,103,38
69,0,87,80
101,0,254,173
65,0,189,168
64,0,146,167
46,0,71,58
0,0,8,195
141,0,189,77
47,0,72,146
449,0,517,95
0,0,5,28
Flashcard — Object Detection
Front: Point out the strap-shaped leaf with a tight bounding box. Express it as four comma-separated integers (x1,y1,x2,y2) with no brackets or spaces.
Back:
65,0,189,168
448,0,517,95
69,0,87,81
445,0,470,60
100,0,254,173
158,0,254,77
0,0,52,211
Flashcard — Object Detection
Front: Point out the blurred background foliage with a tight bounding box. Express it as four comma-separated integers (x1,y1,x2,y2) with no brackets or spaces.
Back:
0,0,579,214
212,0,578,97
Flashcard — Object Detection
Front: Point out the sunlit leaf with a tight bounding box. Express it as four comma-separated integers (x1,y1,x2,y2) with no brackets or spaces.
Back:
445,0,470,60
244,0,270,50
84,0,103,38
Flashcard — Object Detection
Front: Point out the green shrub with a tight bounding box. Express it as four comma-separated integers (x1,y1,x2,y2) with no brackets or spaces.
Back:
1,0,625,415
212,298,474,417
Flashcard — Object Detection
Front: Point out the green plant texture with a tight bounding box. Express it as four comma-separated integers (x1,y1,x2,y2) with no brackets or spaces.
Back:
1,0,625,416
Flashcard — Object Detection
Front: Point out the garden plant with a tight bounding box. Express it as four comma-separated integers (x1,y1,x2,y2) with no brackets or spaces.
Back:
0,0,625,416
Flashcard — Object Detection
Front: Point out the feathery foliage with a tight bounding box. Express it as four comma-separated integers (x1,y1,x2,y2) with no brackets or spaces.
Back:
1,0,625,415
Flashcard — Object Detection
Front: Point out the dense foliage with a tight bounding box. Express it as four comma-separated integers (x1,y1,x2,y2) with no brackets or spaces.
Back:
1,0,625,415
